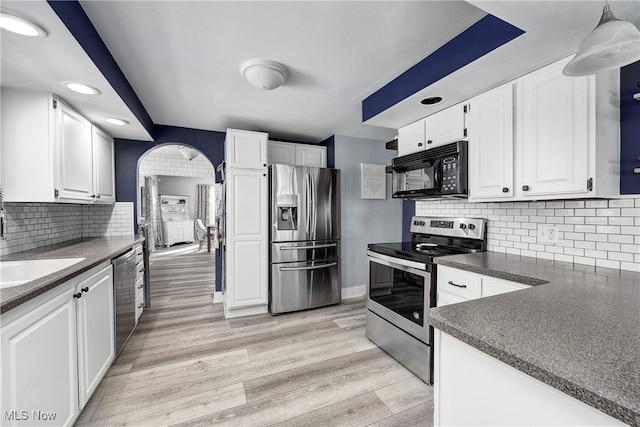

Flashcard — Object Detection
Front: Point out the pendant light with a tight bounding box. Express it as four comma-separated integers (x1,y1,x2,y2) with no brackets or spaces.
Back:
176,145,200,161
563,2,640,76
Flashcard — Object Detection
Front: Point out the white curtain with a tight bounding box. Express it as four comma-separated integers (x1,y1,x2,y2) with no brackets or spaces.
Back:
143,175,163,248
195,184,211,225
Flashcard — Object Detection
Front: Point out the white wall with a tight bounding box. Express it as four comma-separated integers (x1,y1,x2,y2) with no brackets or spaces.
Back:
334,135,403,290
416,197,640,272
139,145,214,179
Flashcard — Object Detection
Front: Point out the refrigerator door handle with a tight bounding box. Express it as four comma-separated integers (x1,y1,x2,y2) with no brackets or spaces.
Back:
305,172,312,237
279,243,337,250
279,262,338,272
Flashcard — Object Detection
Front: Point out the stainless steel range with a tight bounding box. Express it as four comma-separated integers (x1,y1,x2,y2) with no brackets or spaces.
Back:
366,216,487,384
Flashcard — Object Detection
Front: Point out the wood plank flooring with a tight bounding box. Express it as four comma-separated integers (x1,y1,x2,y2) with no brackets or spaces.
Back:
75,243,434,426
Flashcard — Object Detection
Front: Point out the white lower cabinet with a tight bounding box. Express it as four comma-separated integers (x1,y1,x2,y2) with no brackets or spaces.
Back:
76,264,115,408
1,262,114,427
434,330,625,426
436,265,529,306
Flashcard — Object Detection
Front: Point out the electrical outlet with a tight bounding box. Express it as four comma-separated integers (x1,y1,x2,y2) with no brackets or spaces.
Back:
538,225,559,244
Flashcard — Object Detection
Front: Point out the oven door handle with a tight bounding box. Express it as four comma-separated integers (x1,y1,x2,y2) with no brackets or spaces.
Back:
280,262,337,272
366,250,428,272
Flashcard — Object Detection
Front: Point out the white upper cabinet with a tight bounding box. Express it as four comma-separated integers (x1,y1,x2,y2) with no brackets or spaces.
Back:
468,82,515,200
397,119,426,156
267,140,296,165
517,58,591,197
397,103,467,157
425,104,466,148
225,128,268,169
91,126,116,203
295,144,326,167
267,140,327,167
0,88,116,204
468,56,619,201
56,102,94,201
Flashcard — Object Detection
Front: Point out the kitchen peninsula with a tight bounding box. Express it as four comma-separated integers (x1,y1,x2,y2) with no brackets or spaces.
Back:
429,252,639,426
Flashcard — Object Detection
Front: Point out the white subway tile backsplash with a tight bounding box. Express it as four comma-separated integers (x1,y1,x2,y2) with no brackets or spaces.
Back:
416,197,640,272
1,202,135,256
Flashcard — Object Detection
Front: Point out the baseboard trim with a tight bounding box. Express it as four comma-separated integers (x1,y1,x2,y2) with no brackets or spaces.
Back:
342,285,366,300
212,291,223,304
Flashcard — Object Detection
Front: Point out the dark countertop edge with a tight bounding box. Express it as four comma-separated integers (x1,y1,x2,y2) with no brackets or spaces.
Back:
435,257,549,286
0,237,144,314
428,313,638,426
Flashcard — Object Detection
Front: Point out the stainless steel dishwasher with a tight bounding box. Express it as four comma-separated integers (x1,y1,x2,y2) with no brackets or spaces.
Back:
112,248,137,356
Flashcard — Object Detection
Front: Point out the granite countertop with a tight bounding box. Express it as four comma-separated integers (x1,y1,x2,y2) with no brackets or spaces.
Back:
0,236,144,314
429,252,640,426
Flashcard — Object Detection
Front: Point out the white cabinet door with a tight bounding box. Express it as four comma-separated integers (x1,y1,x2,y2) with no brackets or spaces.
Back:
398,119,426,156
267,141,296,165
518,59,591,197
1,284,79,427
295,144,327,167
468,83,515,200
437,291,467,307
92,126,116,203
225,168,268,311
0,88,56,202
76,264,114,408
225,129,268,169
56,101,93,201
425,103,466,148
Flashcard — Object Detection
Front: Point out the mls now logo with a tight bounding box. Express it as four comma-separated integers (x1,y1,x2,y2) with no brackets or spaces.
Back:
4,410,57,421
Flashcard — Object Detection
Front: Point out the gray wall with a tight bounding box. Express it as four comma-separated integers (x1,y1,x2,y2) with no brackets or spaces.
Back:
334,135,402,289
157,175,216,218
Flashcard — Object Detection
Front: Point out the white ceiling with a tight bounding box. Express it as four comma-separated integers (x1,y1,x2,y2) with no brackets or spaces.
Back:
2,1,639,144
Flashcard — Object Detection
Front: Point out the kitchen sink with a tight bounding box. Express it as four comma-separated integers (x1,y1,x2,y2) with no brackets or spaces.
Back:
0,258,86,288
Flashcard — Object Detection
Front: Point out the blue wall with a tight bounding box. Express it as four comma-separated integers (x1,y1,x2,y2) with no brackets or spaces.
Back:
620,61,640,194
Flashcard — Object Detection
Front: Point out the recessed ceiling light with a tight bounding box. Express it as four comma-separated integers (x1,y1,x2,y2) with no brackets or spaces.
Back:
0,12,47,37
105,118,129,126
420,96,443,106
62,81,101,95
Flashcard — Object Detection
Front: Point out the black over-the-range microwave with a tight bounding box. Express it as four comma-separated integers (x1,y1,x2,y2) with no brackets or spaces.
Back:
391,140,468,199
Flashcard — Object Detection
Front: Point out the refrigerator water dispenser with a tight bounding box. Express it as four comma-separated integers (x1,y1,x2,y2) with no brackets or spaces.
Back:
277,206,297,230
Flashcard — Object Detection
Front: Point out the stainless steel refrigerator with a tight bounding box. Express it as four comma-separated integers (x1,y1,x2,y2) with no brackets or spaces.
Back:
269,164,341,314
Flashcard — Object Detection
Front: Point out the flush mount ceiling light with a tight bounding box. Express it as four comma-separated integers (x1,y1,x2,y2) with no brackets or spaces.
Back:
420,96,443,106
0,11,47,37
176,145,200,161
240,59,289,90
105,117,129,126
62,81,101,95
563,2,640,76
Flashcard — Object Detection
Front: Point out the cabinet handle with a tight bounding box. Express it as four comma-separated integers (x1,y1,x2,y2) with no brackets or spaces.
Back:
138,284,144,289
81,287,89,293
448,280,467,289
138,303,144,309
95,195,101,199
73,292,82,299
502,187,509,193
427,140,433,144
417,142,423,147
263,163,267,167
139,268,145,273
522,185,530,191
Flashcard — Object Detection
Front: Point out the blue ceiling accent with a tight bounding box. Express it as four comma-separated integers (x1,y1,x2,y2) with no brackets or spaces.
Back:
362,14,524,122
47,0,155,138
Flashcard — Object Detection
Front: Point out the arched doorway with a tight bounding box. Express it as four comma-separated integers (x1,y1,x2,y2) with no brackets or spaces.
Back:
137,144,216,251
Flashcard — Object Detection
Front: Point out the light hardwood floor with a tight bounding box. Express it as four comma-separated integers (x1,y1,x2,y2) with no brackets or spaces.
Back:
75,244,434,426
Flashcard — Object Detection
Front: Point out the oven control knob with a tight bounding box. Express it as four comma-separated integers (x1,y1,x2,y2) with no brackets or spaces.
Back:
468,224,476,230
459,223,467,230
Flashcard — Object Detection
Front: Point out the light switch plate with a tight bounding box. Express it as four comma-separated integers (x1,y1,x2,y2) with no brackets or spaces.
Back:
538,225,559,244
